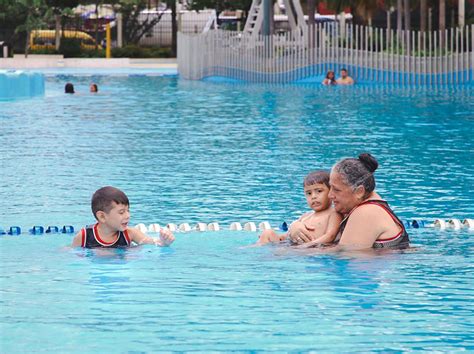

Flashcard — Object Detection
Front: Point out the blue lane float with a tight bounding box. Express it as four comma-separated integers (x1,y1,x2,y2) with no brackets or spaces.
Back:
61,225,75,234
46,226,60,234
29,226,45,235
0,70,45,100
8,226,21,235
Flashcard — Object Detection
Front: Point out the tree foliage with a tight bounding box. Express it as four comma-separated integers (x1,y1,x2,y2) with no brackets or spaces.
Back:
187,0,253,15
0,0,53,55
117,0,168,44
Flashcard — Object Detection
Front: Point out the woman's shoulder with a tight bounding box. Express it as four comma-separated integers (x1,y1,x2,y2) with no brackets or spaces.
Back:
351,200,388,218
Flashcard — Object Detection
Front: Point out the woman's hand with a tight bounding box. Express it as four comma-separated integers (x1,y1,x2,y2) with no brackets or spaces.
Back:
288,221,316,245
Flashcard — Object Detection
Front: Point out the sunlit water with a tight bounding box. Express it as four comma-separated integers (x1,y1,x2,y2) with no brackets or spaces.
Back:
1,70,473,351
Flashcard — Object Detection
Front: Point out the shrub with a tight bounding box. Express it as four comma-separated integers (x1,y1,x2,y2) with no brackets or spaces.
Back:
111,45,173,58
59,38,82,58
29,48,59,55
80,49,105,58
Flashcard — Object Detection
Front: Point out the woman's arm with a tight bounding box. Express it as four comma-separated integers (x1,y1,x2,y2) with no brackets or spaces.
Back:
288,220,320,244
294,211,343,248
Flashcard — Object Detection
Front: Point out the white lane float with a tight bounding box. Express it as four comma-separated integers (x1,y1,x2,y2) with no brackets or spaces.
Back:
194,223,207,232
179,223,191,232
258,221,272,231
166,223,178,232
243,222,257,232
433,219,447,230
207,222,220,231
135,223,148,233
462,219,474,229
148,223,161,233
229,222,243,231
447,219,463,230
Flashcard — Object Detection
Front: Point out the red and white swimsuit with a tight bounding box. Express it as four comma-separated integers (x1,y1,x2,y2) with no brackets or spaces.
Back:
335,200,410,249
80,223,131,248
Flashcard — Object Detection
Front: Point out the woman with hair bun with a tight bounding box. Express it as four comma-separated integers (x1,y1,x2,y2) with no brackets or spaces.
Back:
289,153,409,250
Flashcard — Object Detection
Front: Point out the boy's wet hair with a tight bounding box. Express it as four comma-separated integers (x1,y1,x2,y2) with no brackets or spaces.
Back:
303,170,330,188
91,186,129,219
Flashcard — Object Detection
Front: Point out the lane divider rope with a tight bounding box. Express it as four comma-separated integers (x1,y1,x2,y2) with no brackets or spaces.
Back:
1,219,473,236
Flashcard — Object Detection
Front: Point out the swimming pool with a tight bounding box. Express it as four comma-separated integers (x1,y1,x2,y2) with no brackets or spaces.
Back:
1,70,473,351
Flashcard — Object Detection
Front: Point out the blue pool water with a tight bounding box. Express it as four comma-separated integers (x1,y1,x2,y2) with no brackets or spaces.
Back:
1,70,473,351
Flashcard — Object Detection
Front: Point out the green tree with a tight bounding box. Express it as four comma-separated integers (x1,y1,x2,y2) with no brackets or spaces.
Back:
117,0,168,45
1,0,52,56
46,0,80,50
187,0,252,20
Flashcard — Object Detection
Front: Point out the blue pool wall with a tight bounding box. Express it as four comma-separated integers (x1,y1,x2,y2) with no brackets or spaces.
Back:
0,70,45,100
201,64,474,85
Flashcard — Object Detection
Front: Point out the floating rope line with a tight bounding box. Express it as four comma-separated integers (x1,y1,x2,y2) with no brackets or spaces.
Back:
1,219,473,236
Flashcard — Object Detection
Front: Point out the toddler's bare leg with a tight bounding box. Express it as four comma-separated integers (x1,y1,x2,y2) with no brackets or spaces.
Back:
257,229,286,245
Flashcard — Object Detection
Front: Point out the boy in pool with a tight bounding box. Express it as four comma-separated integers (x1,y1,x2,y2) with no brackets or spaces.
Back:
71,186,175,248
256,171,342,246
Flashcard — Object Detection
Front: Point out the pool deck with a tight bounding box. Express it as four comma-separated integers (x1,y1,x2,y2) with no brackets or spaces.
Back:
0,55,177,69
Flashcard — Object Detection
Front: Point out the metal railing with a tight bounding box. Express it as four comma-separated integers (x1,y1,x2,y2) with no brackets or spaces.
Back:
178,23,474,84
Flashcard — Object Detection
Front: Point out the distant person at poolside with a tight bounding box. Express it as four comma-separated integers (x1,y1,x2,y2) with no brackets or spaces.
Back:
65,83,75,94
289,153,410,250
336,68,354,85
71,186,175,248
90,83,98,93
256,171,342,246
322,70,337,85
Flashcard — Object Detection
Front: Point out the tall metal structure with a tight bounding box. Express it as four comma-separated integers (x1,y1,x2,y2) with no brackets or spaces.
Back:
243,0,306,41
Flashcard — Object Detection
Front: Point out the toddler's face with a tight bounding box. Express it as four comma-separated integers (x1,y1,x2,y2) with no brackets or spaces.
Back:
304,183,331,212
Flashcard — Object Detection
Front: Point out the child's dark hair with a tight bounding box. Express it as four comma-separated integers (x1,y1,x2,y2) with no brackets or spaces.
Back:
303,170,330,188
91,186,129,219
65,83,74,94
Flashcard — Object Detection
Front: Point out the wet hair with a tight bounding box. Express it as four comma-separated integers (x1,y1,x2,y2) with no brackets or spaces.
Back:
65,83,75,94
90,84,98,92
332,153,379,197
91,186,129,220
325,70,336,83
303,170,330,188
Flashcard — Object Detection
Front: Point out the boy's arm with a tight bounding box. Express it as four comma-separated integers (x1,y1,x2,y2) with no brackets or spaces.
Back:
128,228,175,247
71,230,83,247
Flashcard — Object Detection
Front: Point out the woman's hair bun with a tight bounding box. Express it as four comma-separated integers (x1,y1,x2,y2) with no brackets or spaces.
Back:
358,153,378,173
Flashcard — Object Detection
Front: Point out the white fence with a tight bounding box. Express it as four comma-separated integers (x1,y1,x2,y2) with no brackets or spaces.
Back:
178,24,474,84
